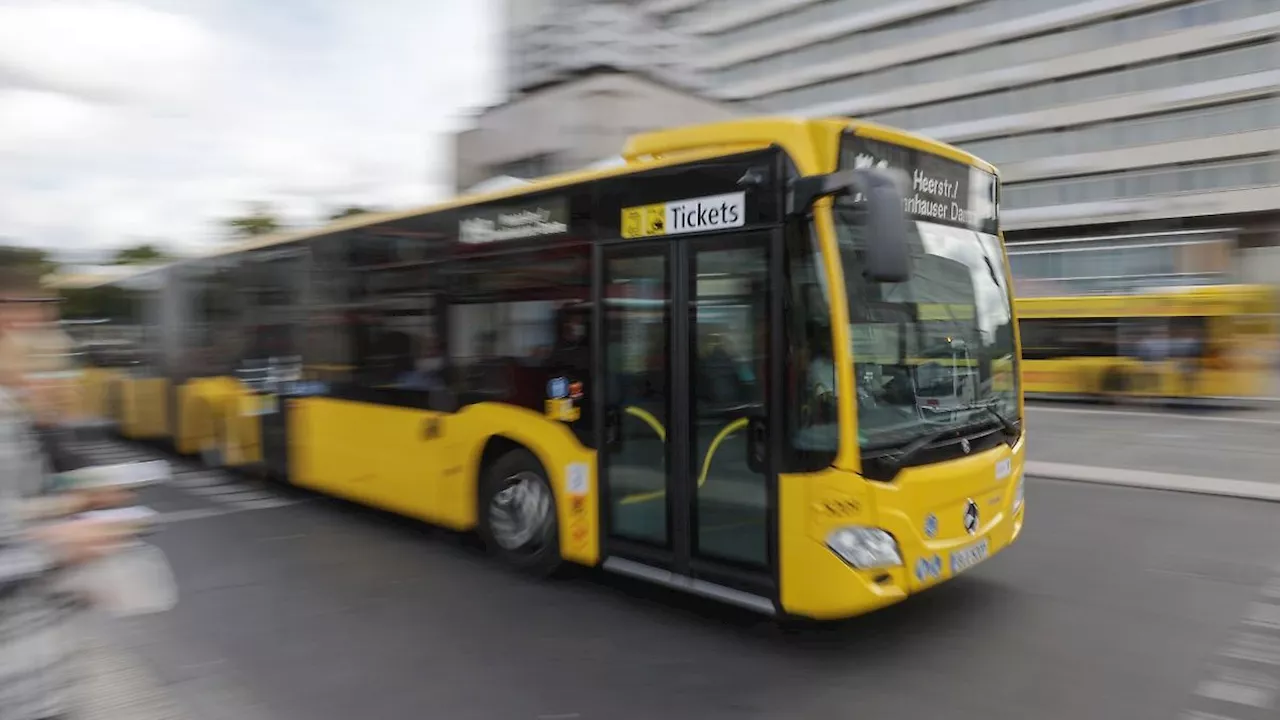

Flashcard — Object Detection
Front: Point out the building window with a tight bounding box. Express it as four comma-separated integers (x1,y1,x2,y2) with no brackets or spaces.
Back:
490,153,559,180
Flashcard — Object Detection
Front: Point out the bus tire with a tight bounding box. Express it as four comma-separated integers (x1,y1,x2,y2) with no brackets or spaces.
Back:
478,448,562,577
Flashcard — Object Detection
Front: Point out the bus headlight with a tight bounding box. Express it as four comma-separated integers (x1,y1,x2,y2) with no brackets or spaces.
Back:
1013,472,1025,513
826,527,902,569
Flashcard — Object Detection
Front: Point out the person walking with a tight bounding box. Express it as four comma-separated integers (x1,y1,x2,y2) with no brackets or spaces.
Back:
1,265,132,720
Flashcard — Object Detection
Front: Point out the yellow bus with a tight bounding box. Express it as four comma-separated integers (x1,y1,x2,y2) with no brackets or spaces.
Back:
1018,284,1278,402
61,117,1025,620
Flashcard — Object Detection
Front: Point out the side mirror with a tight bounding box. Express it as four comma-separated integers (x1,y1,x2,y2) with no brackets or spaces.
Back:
787,167,912,284
852,169,912,284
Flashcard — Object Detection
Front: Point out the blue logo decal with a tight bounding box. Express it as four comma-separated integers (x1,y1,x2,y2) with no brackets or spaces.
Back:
923,513,938,538
548,377,569,399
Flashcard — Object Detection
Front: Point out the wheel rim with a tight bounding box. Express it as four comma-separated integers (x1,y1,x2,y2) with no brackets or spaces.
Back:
489,471,553,552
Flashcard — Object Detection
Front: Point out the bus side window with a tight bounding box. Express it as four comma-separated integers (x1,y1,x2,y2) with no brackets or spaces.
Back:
445,243,592,440
783,219,838,473
1020,318,1119,359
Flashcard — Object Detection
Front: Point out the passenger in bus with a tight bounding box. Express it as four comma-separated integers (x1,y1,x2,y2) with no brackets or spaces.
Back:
397,338,445,391
1172,327,1202,396
1136,328,1169,396
546,312,588,375
698,332,748,406
806,325,837,422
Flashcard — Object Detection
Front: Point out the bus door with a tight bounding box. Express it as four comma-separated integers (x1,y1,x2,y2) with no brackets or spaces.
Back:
598,230,778,608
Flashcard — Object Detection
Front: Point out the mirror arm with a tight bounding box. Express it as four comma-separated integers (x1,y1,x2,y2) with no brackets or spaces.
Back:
786,169,861,215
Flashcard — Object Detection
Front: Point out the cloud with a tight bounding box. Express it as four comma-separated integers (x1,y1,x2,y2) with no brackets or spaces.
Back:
0,0,216,105
0,0,500,257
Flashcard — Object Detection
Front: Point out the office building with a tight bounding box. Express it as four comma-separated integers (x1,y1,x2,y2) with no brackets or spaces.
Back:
502,0,703,96
640,0,1279,288
454,1,731,193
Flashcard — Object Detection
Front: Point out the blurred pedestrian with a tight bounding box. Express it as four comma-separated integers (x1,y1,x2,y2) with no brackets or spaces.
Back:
0,274,91,474
1,265,132,720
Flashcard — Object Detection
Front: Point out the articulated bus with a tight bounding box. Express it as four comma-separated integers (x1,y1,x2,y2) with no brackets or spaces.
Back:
1018,285,1278,403
59,118,1024,619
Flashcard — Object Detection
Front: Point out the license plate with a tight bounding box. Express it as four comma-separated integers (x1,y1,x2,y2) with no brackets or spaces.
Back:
950,538,990,575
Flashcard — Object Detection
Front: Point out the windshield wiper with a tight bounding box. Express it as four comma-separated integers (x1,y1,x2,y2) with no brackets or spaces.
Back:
881,426,959,474
873,404,1019,475
959,401,1019,438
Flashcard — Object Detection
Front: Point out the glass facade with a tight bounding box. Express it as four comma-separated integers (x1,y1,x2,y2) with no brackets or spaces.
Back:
632,0,1279,261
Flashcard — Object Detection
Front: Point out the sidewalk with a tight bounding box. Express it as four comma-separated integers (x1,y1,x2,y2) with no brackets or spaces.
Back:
75,630,188,720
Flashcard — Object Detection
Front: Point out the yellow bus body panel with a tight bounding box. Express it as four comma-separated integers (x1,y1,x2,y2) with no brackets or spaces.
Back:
780,439,1026,619
119,377,170,440
291,398,600,567
175,376,241,455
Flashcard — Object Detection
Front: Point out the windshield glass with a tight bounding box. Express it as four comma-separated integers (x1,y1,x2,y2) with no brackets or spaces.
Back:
835,134,1019,451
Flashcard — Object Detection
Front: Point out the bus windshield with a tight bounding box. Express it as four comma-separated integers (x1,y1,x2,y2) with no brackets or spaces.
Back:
831,155,1019,454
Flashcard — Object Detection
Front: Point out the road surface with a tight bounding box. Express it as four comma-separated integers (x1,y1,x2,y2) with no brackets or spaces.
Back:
74,413,1280,720
1025,402,1280,485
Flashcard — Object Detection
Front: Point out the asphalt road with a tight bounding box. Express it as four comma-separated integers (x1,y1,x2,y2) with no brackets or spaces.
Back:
1025,402,1280,484
78,422,1280,720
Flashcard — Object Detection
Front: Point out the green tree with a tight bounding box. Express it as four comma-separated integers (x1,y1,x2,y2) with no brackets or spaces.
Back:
0,244,58,278
328,205,380,222
223,202,283,240
111,243,168,265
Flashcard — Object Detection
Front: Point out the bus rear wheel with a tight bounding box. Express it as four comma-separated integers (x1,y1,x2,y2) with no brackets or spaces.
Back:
200,404,225,468
478,449,561,577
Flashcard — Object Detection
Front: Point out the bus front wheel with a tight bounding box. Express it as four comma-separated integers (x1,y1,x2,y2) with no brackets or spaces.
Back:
478,448,562,577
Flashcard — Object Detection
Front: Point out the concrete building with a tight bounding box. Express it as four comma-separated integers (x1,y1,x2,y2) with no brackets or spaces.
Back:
452,0,727,193
465,0,1279,285
501,0,703,97
640,0,1279,285
452,67,737,193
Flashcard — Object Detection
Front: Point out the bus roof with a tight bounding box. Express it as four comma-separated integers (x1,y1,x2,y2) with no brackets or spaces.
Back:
53,116,1000,288
1016,284,1279,318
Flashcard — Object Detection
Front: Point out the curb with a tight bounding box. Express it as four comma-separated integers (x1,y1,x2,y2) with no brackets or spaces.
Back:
1025,461,1280,503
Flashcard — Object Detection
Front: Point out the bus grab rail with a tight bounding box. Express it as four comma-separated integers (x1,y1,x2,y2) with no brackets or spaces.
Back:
615,406,750,506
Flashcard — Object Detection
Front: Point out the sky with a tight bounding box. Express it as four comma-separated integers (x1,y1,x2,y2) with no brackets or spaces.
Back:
0,0,501,261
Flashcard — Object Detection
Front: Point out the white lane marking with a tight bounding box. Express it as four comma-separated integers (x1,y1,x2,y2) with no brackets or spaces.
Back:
78,440,300,512
186,484,267,498
1221,632,1280,666
1026,462,1280,503
237,498,297,510
170,474,230,488
154,508,235,524
152,503,294,524
1245,602,1280,630
1183,563,1280,718
1194,679,1273,709
1027,404,1280,426
1263,579,1280,600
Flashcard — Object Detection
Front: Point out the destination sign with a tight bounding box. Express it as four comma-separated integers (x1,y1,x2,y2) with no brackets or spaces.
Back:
458,197,569,244
842,135,999,235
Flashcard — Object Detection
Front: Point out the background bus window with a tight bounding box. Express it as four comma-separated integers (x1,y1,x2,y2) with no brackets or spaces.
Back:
1019,318,1120,359
306,233,356,386
445,243,591,439
239,247,308,388
185,260,243,379
345,232,443,402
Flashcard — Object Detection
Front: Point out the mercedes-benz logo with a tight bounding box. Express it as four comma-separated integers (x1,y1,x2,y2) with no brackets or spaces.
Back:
962,500,980,535
960,437,972,454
